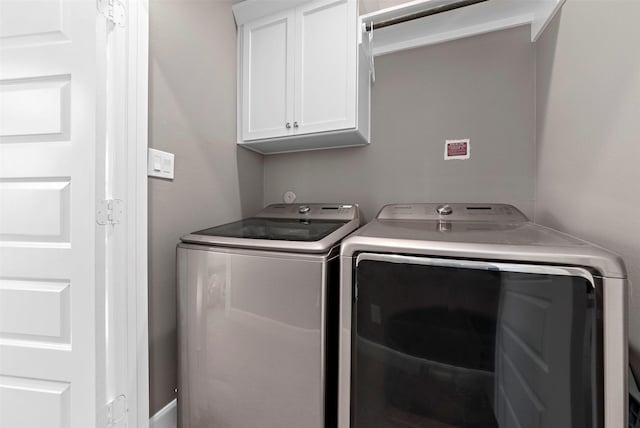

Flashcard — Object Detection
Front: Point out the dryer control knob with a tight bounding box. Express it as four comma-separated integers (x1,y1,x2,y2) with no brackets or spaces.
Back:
436,205,453,215
298,205,311,214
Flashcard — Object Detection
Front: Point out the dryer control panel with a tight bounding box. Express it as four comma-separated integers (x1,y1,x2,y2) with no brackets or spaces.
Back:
377,203,528,222
256,203,359,221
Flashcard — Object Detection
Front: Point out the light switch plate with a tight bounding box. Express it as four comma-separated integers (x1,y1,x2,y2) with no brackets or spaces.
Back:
148,148,174,179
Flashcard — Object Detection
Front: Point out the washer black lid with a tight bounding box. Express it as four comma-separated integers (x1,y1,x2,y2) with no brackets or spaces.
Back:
193,217,348,242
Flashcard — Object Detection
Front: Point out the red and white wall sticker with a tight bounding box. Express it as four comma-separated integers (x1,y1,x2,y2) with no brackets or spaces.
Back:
444,139,470,160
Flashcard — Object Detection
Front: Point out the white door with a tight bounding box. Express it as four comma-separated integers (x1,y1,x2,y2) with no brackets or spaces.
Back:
294,0,356,136
0,1,109,427
242,11,295,141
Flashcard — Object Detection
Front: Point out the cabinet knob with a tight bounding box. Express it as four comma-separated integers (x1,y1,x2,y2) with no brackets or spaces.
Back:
293,121,299,128
286,122,291,129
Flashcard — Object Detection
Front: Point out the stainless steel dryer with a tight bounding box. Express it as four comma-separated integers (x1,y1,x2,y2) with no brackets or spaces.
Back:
338,203,628,428
177,203,359,428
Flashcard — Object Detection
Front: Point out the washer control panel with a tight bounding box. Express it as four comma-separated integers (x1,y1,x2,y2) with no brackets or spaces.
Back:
256,203,359,221
377,203,528,222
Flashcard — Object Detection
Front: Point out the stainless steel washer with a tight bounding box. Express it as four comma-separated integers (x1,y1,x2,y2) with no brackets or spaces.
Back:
177,203,359,428
338,203,628,428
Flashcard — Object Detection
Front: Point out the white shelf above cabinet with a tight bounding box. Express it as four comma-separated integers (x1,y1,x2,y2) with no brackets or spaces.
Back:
361,0,565,57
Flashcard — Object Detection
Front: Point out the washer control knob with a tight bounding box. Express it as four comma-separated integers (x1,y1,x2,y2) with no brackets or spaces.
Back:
436,204,453,216
298,205,311,214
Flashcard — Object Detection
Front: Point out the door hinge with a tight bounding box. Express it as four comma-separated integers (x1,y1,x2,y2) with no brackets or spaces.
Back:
106,394,128,427
97,0,126,27
97,199,124,226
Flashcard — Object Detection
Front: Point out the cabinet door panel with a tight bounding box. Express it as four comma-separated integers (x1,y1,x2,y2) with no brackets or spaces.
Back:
242,12,294,141
294,0,356,135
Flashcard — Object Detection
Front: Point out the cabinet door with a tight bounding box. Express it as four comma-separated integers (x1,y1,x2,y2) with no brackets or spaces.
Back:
294,0,356,136
242,11,295,141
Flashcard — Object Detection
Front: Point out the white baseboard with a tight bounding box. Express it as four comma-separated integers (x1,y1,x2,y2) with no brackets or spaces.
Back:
149,399,177,428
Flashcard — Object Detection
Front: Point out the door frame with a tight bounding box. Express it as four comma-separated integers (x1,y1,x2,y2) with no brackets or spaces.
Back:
124,0,150,426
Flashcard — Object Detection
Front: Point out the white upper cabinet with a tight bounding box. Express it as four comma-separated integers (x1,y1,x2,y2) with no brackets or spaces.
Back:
235,0,370,154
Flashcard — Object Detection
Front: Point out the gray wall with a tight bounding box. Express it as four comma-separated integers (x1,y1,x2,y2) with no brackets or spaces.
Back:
535,0,640,373
263,25,536,221
148,0,263,415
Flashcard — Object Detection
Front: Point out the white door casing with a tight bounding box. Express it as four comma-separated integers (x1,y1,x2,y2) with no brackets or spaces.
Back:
0,1,149,427
124,1,150,426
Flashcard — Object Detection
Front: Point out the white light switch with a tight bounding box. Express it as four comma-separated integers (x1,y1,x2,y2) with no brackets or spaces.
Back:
148,148,175,179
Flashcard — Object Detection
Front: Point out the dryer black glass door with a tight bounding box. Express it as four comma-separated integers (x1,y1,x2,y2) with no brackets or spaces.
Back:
352,255,600,428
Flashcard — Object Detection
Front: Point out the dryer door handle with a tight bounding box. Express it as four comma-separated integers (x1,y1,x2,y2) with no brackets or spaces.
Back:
355,253,594,286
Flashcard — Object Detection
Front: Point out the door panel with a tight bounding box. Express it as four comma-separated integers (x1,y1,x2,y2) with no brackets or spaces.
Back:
0,279,70,342
0,0,68,48
0,76,70,138
0,1,103,427
294,0,356,135
242,12,294,141
0,376,70,428
351,256,597,428
0,179,70,241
